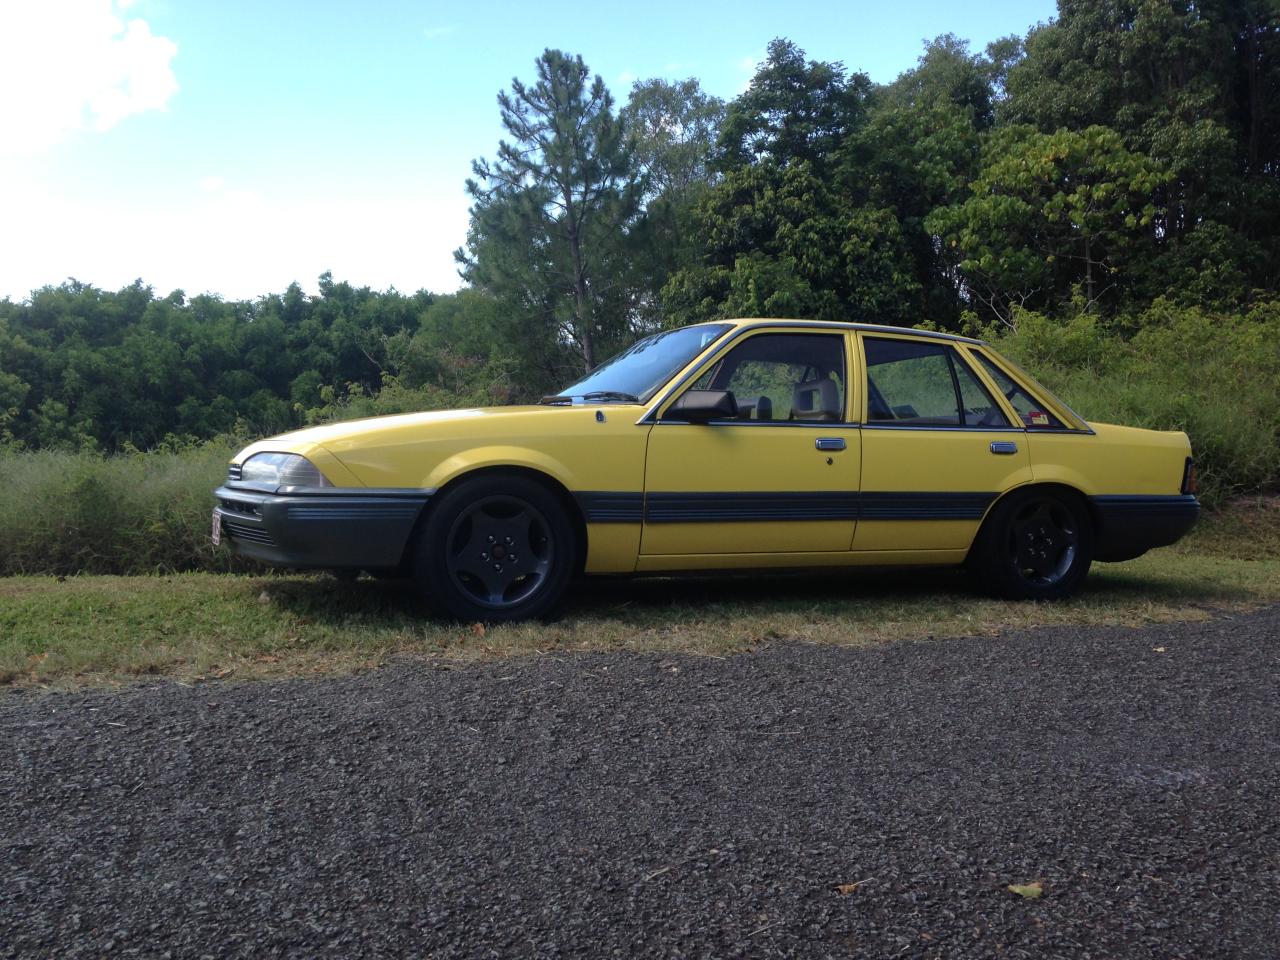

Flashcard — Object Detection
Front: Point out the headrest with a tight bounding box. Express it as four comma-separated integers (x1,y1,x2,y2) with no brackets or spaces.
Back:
755,395,773,420
791,378,840,420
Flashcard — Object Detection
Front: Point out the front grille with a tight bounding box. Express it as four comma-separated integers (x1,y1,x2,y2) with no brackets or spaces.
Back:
227,464,242,482
222,519,274,546
219,498,259,516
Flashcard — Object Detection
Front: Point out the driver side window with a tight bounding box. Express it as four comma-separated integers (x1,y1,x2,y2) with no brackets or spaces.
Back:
691,333,846,422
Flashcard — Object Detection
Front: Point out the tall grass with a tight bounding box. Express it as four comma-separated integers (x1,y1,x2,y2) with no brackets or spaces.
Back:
1,300,1276,576
997,299,1280,505
0,440,249,576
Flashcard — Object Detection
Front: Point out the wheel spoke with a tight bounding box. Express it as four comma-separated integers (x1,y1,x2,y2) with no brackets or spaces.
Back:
1010,499,1079,583
444,495,554,609
451,558,511,604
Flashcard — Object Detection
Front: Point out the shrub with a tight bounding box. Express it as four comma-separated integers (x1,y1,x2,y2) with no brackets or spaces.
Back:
1,300,1276,576
997,301,1280,505
0,439,252,576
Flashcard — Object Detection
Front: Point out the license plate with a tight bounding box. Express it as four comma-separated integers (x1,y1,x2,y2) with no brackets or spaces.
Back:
211,508,222,546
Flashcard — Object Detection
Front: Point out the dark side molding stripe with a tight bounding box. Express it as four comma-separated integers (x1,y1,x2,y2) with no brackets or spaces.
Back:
576,491,996,523
647,492,861,523
575,492,646,523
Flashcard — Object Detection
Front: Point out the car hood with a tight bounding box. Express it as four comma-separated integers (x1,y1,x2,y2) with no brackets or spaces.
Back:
230,403,646,478
259,405,553,448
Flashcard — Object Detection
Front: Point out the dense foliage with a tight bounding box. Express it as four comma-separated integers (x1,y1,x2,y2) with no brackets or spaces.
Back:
1,0,1277,507
2,300,1272,577
0,278,518,450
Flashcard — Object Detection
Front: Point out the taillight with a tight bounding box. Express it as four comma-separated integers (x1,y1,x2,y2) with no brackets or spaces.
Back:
1181,458,1197,495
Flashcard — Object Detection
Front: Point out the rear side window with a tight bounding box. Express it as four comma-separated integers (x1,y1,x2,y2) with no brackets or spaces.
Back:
864,338,1010,428
973,353,1064,429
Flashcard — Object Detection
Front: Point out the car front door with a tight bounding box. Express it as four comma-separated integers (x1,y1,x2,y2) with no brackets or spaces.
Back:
853,333,1032,555
639,329,862,562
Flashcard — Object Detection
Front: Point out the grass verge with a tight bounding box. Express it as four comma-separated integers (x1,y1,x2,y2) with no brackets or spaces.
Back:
3,501,1277,689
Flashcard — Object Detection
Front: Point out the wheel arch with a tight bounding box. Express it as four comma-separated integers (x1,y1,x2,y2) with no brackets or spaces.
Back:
398,465,589,574
967,481,1093,562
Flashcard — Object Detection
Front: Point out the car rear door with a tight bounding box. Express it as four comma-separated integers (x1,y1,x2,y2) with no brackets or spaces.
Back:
853,332,1032,555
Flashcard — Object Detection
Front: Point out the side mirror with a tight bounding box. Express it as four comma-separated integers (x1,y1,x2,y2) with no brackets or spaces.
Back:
666,389,738,423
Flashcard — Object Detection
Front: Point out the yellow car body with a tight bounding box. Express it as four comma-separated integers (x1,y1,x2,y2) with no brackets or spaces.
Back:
214,320,1198,618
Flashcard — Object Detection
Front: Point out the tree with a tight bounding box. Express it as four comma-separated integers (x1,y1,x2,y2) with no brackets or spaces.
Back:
620,78,725,329
662,160,924,327
717,38,871,175
622,78,724,202
836,35,1002,327
0,370,28,446
1004,0,1280,297
666,40,927,328
927,125,1169,326
459,49,641,372
880,34,998,130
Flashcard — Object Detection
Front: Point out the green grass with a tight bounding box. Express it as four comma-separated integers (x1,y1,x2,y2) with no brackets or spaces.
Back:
0,441,247,576
3,502,1277,688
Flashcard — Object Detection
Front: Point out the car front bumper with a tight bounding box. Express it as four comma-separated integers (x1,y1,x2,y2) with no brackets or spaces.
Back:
1090,494,1200,562
213,484,432,570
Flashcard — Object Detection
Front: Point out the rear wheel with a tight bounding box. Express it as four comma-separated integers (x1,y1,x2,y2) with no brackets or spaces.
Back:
970,489,1092,600
413,475,577,622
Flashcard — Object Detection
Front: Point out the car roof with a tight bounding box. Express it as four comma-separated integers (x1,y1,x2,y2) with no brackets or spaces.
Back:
712,318,986,346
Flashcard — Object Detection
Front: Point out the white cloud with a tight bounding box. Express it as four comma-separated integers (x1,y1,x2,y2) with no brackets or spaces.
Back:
0,0,177,155
736,52,763,94
423,25,456,40
616,69,636,89
0,176,469,302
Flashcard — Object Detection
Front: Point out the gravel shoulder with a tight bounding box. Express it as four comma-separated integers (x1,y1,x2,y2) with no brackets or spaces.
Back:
3,608,1279,958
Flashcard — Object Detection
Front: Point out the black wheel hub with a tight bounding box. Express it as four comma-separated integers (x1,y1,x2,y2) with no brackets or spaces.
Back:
1008,499,1078,586
445,495,553,609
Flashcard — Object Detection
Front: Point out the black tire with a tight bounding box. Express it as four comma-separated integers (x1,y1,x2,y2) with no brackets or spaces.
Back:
969,488,1093,600
412,474,577,622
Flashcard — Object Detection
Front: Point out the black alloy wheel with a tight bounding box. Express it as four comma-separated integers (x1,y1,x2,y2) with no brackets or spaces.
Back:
445,494,553,608
1009,497,1079,585
971,489,1093,600
415,475,576,622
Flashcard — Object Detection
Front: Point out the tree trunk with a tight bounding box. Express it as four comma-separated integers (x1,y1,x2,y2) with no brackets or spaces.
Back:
575,277,595,371
1084,233,1094,307
568,228,595,371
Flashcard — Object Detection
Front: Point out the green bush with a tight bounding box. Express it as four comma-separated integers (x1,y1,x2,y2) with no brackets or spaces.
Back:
998,300,1280,505
0,439,253,576
1,299,1276,577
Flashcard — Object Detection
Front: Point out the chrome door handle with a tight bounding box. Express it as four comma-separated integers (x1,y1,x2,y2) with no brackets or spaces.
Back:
815,438,846,451
990,441,1018,455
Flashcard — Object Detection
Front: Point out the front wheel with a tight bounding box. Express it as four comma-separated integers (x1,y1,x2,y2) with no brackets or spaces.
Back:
970,489,1092,600
413,475,577,622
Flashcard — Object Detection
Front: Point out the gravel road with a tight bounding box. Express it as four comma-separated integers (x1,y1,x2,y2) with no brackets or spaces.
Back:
3,607,1278,959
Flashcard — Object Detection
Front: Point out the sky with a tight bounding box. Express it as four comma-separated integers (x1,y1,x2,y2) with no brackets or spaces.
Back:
0,0,1058,304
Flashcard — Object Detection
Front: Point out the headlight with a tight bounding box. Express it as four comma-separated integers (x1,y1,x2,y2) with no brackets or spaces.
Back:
238,452,333,488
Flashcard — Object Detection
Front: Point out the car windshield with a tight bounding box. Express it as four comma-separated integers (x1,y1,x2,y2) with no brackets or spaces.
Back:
545,323,732,404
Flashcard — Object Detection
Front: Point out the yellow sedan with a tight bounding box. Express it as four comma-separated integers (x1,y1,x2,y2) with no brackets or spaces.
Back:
213,320,1199,620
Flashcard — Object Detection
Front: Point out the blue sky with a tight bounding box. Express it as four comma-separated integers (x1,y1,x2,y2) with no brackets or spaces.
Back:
0,0,1057,303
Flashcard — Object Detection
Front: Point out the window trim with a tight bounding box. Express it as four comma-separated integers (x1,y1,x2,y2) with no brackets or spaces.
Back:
963,345,1094,434
859,333,1016,432
647,328,854,426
